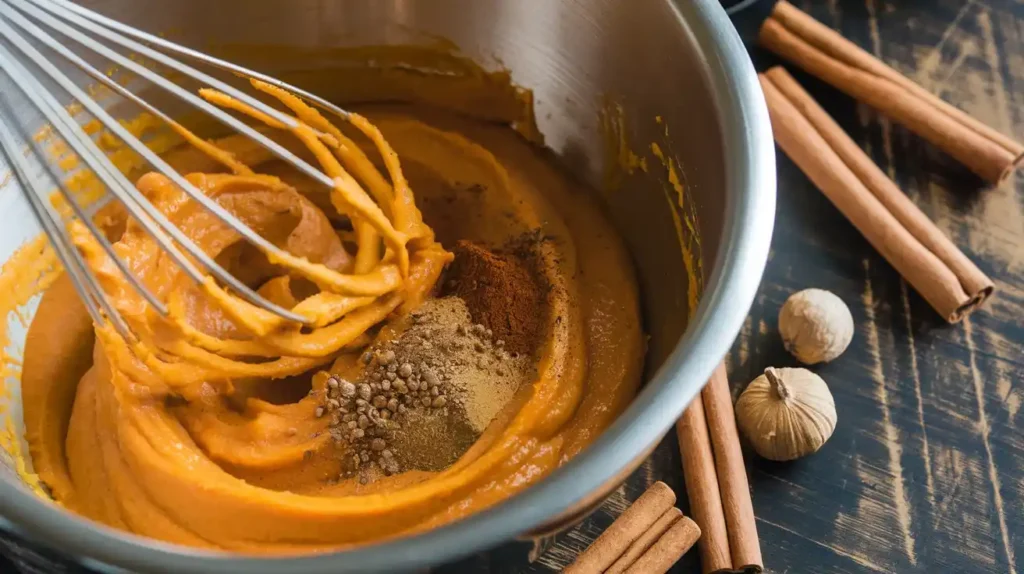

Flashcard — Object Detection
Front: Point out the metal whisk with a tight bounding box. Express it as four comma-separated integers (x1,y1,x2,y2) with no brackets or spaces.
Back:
0,0,361,338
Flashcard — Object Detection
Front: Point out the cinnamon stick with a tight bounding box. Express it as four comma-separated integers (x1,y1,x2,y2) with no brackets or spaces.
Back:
760,0,1024,185
760,66,994,322
676,396,731,573
623,515,702,574
606,507,682,574
564,481,676,574
702,363,762,572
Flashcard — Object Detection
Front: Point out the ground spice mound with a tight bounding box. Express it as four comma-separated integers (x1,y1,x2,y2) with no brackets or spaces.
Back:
319,297,534,483
444,240,542,356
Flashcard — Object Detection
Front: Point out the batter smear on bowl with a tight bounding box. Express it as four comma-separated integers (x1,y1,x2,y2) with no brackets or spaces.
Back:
18,74,644,551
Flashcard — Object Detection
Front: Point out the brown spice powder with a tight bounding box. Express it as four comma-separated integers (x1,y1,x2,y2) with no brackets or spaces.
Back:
320,297,534,481
444,240,542,356
388,409,477,472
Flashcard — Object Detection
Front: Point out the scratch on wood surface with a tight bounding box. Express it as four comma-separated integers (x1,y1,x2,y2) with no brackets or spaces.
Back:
535,483,634,570
995,371,1021,421
917,0,977,81
900,281,936,509
757,516,889,573
835,455,909,571
860,259,917,564
963,318,1018,574
824,0,841,29
756,469,812,493
932,447,967,517
737,314,753,368
865,0,883,64
933,401,985,426
976,9,1015,135
923,5,1024,271
974,8,1022,271
536,553,570,571
907,3,1023,273
928,440,1007,572
602,484,631,516
933,42,976,95
538,488,636,571
860,0,899,186
978,291,1024,367
641,456,656,487
542,530,592,571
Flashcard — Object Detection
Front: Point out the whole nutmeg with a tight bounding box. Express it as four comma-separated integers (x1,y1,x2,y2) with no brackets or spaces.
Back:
735,367,836,461
779,288,853,364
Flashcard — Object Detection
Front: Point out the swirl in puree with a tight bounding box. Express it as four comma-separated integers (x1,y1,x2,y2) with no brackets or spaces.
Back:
18,69,643,552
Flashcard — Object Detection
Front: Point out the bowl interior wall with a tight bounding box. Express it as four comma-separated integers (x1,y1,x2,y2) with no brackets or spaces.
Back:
0,0,725,558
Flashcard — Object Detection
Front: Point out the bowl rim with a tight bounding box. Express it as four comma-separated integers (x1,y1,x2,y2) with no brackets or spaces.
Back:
0,0,775,571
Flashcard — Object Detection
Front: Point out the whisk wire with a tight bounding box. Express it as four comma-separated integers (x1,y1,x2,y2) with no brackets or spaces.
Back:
0,6,315,326
6,0,328,224
0,20,244,321
0,97,133,339
0,0,394,330
0,19,171,316
16,0,337,189
2,3,183,140
43,0,355,124
0,63,168,318
0,0,324,324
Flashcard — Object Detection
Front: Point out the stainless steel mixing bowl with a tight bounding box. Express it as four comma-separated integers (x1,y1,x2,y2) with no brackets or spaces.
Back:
0,0,774,571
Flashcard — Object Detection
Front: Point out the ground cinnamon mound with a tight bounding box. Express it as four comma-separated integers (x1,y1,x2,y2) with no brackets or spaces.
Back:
444,240,542,356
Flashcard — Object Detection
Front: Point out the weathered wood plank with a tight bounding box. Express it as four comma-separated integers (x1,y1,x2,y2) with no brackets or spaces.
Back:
716,1,1024,573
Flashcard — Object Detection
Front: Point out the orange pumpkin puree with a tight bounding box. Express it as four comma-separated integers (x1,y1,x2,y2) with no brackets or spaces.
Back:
18,82,643,551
